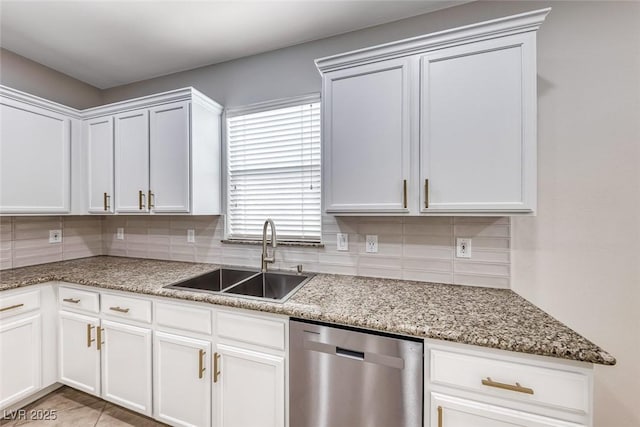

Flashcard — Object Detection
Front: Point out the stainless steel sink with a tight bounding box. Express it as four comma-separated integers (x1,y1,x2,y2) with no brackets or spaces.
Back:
165,268,257,293
223,272,312,301
164,267,312,302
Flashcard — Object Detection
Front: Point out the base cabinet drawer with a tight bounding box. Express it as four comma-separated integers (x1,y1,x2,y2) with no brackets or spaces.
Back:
102,293,152,324
430,349,590,413
431,393,585,427
0,289,40,319
59,287,100,314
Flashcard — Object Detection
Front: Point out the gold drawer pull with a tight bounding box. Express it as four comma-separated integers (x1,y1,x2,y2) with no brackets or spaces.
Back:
0,303,24,312
103,192,111,211
198,349,206,379
87,324,95,347
97,327,104,351
138,190,146,210
437,405,443,427
424,179,429,208
213,352,221,383
148,190,155,209
109,306,130,313
482,377,534,395
402,179,407,209
63,298,80,304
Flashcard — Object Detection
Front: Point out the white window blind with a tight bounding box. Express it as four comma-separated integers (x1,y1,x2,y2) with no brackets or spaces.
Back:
226,95,321,242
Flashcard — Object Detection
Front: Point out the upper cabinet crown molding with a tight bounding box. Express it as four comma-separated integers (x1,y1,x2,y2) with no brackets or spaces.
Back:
0,85,83,119
315,8,551,73
82,87,222,120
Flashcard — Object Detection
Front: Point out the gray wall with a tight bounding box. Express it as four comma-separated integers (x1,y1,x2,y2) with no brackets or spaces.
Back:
1,1,638,425
0,48,103,109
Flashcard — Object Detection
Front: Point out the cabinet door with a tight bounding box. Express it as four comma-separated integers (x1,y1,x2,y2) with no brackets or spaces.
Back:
215,344,284,427
114,109,149,213
420,34,536,213
86,117,114,213
0,98,70,213
58,311,100,395
101,320,152,416
323,59,411,213
149,102,190,213
0,314,41,409
154,331,211,427
431,393,585,427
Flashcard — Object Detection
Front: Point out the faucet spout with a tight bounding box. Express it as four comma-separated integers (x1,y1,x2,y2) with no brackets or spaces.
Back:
261,219,277,272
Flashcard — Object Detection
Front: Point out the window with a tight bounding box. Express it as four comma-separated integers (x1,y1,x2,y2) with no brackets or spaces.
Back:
226,95,321,242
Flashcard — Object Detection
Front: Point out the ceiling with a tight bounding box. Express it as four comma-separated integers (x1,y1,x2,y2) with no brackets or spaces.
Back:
0,1,465,89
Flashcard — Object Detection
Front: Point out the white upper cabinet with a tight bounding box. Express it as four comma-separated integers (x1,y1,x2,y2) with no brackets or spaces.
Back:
420,34,536,213
114,109,150,213
322,59,411,213
0,95,73,214
149,102,190,213
316,8,550,215
86,117,114,213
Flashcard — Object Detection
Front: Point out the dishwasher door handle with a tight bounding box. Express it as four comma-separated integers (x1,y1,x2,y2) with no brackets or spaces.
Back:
336,346,365,360
303,339,404,369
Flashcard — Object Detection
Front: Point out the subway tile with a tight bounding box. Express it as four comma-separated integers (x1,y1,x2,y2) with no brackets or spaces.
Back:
454,216,510,225
13,217,62,240
357,266,402,280
403,222,453,237
358,254,402,269
454,223,510,238
358,222,403,235
401,257,453,272
466,250,510,263
469,237,510,250
454,261,510,276
402,270,453,284
313,263,358,276
453,273,510,288
318,253,358,267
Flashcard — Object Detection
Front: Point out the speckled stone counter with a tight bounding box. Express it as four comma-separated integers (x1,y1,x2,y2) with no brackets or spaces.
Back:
0,256,615,366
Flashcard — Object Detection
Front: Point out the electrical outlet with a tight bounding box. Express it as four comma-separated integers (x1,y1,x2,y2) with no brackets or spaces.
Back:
365,235,378,253
49,229,62,244
336,233,349,251
187,229,195,243
116,227,124,240
456,238,472,258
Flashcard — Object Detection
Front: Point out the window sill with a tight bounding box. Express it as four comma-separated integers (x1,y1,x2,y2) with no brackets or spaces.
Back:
221,239,324,248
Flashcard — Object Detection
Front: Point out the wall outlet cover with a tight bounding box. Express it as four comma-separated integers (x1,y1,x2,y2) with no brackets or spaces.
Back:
187,229,195,243
116,227,125,240
456,238,472,258
49,229,62,244
365,235,378,253
336,233,349,251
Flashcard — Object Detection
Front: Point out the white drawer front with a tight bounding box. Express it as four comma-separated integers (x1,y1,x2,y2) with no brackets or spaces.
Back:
216,310,285,351
58,287,99,314
0,289,40,319
430,349,590,413
101,293,152,324
155,301,212,335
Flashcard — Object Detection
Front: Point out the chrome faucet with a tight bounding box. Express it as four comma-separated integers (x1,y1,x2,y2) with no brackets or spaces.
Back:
261,219,277,272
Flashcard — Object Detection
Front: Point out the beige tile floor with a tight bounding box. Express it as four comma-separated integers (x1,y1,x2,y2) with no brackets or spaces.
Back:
1,386,166,426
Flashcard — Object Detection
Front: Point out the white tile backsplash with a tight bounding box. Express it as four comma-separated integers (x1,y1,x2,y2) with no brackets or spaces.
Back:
0,214,511,288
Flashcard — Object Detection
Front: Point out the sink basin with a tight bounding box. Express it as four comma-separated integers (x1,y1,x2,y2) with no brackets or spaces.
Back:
166,268,257,293
223,272,312,301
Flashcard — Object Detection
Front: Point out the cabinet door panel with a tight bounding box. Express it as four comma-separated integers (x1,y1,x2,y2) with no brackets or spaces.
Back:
114,109,149,213
420,34,536,212
101,320,152,415
86,117,114,213
0,314,41,409
431,393,584,427
323,59,411,212
58,311,100,395
216,344,284,427
153,331,211,427
149,102,190,213
0,99,70,213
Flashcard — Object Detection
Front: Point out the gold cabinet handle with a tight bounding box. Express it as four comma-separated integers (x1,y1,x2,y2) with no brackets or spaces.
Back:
103,192,111,211
148,190,154,209
198,349,206,379
97,327,104,351
437,405,443,427
138,190,146,210
481,377,534,395
87,324,95,347
0,303,24,312
109,306,130,313
63,298,80,304
403,179,407,209
213,352,221,383
425,179,429,209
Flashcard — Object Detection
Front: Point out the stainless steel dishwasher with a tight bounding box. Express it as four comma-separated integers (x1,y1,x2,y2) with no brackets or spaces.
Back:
290,319,423,427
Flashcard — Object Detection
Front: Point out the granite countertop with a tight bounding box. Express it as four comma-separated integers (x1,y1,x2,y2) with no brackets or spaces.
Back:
0,256,615,366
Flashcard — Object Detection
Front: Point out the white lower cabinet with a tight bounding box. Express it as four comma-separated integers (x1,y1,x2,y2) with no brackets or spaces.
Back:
431,393,584,427
153,331,212,427
215,344,285,427
101,319,152,415
58,310,101,395
0,314,41,408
